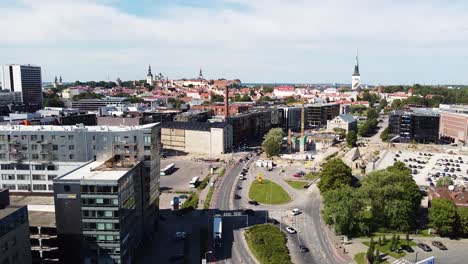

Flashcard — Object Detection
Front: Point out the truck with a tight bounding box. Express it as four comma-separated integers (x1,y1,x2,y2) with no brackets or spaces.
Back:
213,216,223,247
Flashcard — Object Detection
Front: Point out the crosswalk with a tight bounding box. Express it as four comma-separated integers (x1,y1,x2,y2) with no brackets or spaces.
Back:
392,259,413,264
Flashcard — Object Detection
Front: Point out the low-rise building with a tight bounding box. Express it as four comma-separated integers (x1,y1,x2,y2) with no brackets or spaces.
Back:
327,114,357,133
388,108,440,144
439,105,468,146
0,189,32,264
161,121,232,155
192,103,250,116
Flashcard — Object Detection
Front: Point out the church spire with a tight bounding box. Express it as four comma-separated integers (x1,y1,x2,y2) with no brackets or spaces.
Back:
147,64,153,76
198,68,203,79
353,50,360,76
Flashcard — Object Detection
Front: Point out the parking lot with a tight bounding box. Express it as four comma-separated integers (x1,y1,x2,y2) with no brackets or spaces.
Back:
375,150,468,187
399,237,468,264
160,158,219,192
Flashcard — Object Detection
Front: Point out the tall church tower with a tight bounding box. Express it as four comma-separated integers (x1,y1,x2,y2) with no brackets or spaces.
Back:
146,65,154,85
352,52,361,90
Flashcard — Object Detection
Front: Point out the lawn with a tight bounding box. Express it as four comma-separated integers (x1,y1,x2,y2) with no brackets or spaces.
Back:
363,236,417,259
197,175,210,191
244,224,293,264
180,192,199,210
285,180,308,189
249,179,291,204
203,187,214,209
304,172,319,181
353,253,367,264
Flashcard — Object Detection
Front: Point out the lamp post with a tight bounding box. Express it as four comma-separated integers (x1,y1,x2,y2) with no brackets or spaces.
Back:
415,252,419,263
205,251,213,263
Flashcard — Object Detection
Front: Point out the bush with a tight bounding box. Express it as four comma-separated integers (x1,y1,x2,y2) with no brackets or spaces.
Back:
197,176,210,191
244,224,292,264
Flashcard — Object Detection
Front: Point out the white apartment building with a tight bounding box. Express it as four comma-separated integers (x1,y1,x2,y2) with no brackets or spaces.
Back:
0,123,161,194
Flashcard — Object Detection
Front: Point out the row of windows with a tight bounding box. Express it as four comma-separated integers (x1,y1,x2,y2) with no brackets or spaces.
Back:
82,210,119,218
0,164,57,171
82,198,119,206
82,222,120,231
84,234,121,243
0,134,74,141
1,174,56,181
1,184,52,191
81,185,119,194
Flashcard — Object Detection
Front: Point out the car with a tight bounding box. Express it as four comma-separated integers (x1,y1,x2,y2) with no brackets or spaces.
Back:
395,154,400,157
298,171,306,176
293,173,302,178
299,245,309,253
404,159,408,162
291,208,301,216
401,245,414,253
429,182,435,187
432,241,447,250
168,254,185,262
243,209,255,216
286,227,296,234
248,200,259,205
417,243,432,252
239,175,245,180
175,232,187,239
179,194,189,199
234,194,241,199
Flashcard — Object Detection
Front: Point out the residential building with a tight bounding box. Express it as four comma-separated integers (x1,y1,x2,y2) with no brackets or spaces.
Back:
69,97,130,112
439,107,468,146
0,189,32,264
388,108,440,143
226,109,273,146
192,103,250,116
54,159,145,264
1,64,43,107
303,103,340,128
173,110,212,122
161,121,232,155
327,114,357,133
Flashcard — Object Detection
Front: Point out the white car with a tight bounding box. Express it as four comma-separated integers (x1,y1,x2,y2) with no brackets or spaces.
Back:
291,208,300,216
239,175,245,180
175,232,187,239
286,227,296,234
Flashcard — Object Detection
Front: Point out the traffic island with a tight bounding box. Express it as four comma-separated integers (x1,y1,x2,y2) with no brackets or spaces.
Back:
244,224,293,264
249,179,291,204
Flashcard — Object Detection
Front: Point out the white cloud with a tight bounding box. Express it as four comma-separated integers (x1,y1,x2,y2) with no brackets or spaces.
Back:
1,0,468,83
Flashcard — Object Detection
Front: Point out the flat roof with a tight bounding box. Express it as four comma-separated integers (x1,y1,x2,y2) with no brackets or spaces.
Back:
28,211,56,227
161,121,227,131
0,123,159,132
58,160,137,181
10,195,54,206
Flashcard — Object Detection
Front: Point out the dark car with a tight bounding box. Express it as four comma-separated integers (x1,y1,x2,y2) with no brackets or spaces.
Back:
248,200,259,206
243,209,255,216
432,241,447,250
401,245,414,253
395,154,400,157
268,218,279,225
237,186,242,190
168,254,185,262
299,245,309,253
417,243,432,252
234,194,241,199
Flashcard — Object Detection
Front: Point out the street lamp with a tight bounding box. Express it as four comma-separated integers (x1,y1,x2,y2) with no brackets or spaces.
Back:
415,252,419,263
205,251,213,262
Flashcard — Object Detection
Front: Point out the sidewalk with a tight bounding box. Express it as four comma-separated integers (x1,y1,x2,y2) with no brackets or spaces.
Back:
197,166,225,209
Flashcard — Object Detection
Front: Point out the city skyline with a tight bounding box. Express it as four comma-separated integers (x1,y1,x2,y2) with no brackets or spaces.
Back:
1,0,468,84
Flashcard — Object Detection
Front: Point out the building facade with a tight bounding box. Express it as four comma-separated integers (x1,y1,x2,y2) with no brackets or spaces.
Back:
327,114,357,133
161,121,232,155
439,107,468,146
304,103,340,128
0,189,32,264
388,109,440,143
1,64,43,107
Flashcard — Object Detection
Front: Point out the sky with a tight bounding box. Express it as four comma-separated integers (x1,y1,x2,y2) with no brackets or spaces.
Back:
1,0,468,85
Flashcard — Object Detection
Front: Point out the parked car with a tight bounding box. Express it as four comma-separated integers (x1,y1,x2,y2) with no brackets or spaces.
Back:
175,232,187,240
401,245,414,253
248,200,259,206
299,245,309,253
234,194,241,199
292,173,302,178
432,241,447,250
237,186,242,190
286,227,297,234
268,218,279,225
291,208,301,216
417,243,432,252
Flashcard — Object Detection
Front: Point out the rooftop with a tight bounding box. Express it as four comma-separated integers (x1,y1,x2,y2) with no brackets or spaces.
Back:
0,123,159,132
161,121,228,131
338,114,357,123
0,205,25,220
57,159,140,181
392,108,439,117
28,211,56,228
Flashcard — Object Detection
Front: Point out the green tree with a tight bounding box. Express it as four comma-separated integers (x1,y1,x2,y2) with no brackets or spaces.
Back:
263,86,274,93
366,108,379,120
322,185,363,235
391,99,403,109
317,158,353,193
333,127,346,139
458,208,468,237
436,177,454,187
429,198,459,237
379,99,388,109
210,93,224,102
262,128,284,157
380,127,389,142
346,130,357,147
367,237,375,263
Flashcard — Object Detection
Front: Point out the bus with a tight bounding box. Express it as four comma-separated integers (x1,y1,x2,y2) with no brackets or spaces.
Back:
189,176,200,188
160,163,176,176
213,216,223,247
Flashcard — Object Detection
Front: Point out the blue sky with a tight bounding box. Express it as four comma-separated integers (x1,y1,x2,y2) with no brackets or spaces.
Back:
1,0,468,85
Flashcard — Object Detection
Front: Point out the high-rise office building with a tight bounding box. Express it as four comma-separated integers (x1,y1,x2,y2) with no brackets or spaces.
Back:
1,64,43,107
388,108,440,143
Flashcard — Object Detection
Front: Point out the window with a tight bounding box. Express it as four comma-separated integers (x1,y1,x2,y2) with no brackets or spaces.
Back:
104,211,113,217
34,165,45,170
97,223,105,230
1,164,14,170
105,223,113,230
68,135,74,140
32,154,39,160
16,164,29,170
2,184,16,190
47,165,57,170
52,135,56,140
64,185,70,192
144,155,151,161
114,136,120,142
31,144,38,150
17,174,29,180
144,146,150,150
0,135,5,141
69,145,75,150
17,184,31,191
69,154,74,160
112,199,118,205
48,185,53,191
31,135,38,141
48,175,57,181
92,135,96,140
32,174,46,181
1,174,15,180
0,144,5,150
32,184,47,191
0,154,6,160
52,145,58,151
144,135,151,143
96,198,104,204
